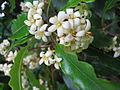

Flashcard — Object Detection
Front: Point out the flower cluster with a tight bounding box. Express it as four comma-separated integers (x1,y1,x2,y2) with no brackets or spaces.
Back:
39,48,62,69
23,53,39,69
0,39,10,55
0,63,13,76
48,8,93,52
24,1,51,42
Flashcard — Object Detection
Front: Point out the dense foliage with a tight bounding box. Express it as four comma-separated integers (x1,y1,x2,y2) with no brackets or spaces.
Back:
0,0,120,90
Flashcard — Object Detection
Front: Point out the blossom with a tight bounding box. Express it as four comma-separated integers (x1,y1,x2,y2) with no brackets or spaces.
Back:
2,64,13,76
48,11,69,37
35,24,51,42
53,55,62,69
39,49,54,66
6,50,17,62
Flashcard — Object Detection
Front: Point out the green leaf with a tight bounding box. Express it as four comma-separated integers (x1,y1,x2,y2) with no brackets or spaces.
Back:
83,47,120,76
9,0,16,12
102,0,119,15
9,46,29,90
55,43,120,90
26,70,45,90
8,35,33,53
24,0,33,2
61,0,95,10
9,13,29,40
91,28,113,48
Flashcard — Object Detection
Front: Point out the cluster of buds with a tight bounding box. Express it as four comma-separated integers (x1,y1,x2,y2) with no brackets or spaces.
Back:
23,53,39,69
24,1,51,42
0,39,10,55
39,48,62,69
48,8,93,53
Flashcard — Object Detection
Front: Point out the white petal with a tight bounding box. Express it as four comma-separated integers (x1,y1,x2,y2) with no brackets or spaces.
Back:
44,60,50,66
58,11,66,21
35,34,42,39
39,24,48,31
74,18,80,26
38,2,44,8
33,1,39,6
33,14,42,19
66,8,73,14
62,21,70,29
84,10,88,17
30,24,36,31
39,59,44,65
85,19,91,31
49,16,58,24
42,36,48,42
24,20,32,26
35,19,43,26
25,2,33,8
36,8,42,15
45,51,53,57
74,11,80,17
44,32,51,36
76,31,85,37
48,25,57,32
54,63,59,69
57,27,64,37
40,52,45,57
68,19,74,29
64,34,73,42
114,52,120,58
28,9,35,20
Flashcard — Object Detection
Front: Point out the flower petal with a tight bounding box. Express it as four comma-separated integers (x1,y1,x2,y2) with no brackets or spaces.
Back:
74,11,80,17
24,20,32,26
85,19,91,31
58,11,66,21
42,36,48,42
44,32,51,36
54,63,59,69
39,24,48,31
62,21,70,29
25,2,33,8
76,31,85,37
66,8,73,15
48,25,57,32
49,16,58,24
39,59,44,65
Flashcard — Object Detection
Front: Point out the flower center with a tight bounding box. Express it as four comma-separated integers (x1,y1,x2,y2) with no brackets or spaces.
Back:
70,29,77,36
38,32,44,36
30,19,35,23
42,56,48,61
56,21,62,27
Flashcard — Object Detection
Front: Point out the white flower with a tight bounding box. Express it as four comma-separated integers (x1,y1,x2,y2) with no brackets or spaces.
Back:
3,64,13,76
66,8,80,19
113,46,120,58
39,49,54,66
6,50,17,62
53,55,62,69
35,24,51,42
48,11,68,37
3,40,10,46
33,86,39,90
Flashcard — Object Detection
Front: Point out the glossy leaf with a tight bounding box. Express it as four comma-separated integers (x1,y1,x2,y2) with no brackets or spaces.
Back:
61,0,95,10
9,13,29,40
55,43,120,90
9,46,29,90
26,70,45,90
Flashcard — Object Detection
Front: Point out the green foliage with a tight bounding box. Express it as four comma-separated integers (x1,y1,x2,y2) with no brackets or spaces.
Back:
26,70,45,90
9,0,16,12
61,0,95,10
83,47,120,76
9,13,29,40
9,46,29,90
102,0,119,15
91,28,113,48
55,43,120,90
